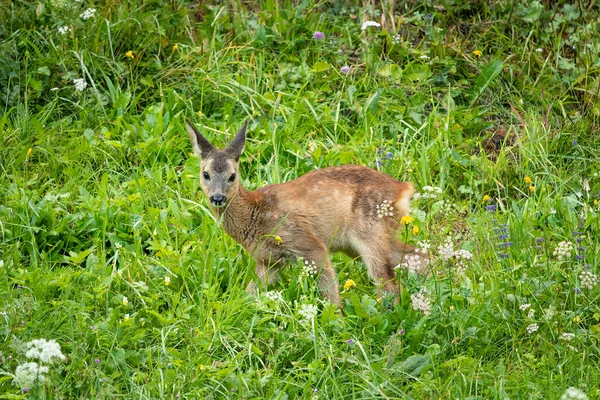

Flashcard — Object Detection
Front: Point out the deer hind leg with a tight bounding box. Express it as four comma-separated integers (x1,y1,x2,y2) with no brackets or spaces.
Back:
352,235,399,300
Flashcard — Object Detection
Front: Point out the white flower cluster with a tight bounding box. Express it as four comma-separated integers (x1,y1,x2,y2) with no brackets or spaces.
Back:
527,309,535,319
376,200,394,219
80,8,96,20
298,303,318,325
410,288,431,315
395,254,426,274
73,78,87,91
413,186,442,201
526,323,539,334
519,303,531,311
302,260,318,277
553,241,574,261
453,249,473,273
361,21,381,30
58,26,70,35
417,240,431,253
26,339,66,363
560,333,576,341
15,362,49,388
391,33,401,44
543,306,555,320
438,236,455,260
437,237,473,273
265,290,283,303
579,271,597,290
560,387,589,400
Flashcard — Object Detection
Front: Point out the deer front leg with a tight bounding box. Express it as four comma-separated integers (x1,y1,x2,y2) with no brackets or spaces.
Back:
246,260,280,295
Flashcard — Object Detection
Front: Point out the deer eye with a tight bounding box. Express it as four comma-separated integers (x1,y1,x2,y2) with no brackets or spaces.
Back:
203,171,210,181
228,173,236,183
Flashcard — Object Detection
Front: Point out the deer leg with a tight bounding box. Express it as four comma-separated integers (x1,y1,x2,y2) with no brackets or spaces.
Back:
352,236,399,300
294,241,340,307
246,261,280,294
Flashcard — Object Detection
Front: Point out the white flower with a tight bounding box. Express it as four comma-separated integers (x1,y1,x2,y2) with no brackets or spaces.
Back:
25,339,65,364
526,323,539,334
560,333,576,341
58,26,70,35
536,48,543,52
124,314,130,321
560,387,589,400
419,55,430,60
164,276,171,286
376,200,394,219
0,260,4,267
122,296,128,305
453,249,473,273
73,78,87,91
298,303,318,324
395,254,428,274
80,8,96,20
302,260,318,277
361,21,381,30
15,362,49,388
519,303,531,311
553,241,574,261
527,309,535,319
543,306,555,320
438,236,454,261
579,271,597,290
265,291,284,303
410,288,431,315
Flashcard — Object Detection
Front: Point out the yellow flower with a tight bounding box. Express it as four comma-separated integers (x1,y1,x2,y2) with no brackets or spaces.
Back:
377,298,382,304
343,279,356,291
482,195,490,202
26,147,33,159
473,50,482,57
274,235,282,245
172,44,178,51
407,169,413,173
122,296,128,306
164,276,170,286
594,199,598,206
400,215,414,225
524,176,532,184
124,314,130,321
573,316,581,323
412,225,419,235
125,51,134,59
529,185,535,193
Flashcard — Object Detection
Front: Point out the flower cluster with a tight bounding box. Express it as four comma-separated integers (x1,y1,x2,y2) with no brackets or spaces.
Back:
25,339,66,363
438,236,455,261
413,186,442,201
80,8,96,20
410,288,431,315
265,290,284,303
343,279,355,291
560,333,576,341
579,270,597,290
312,31,324,40
396,254,427,274
361,21,381,30
553,241,574,261
375,147,393,168
560,387,589,400
519,303,531,311
15,363,49,389
494,223,511,260
376,200,394,219
58,26,70,35
298,303,319,325
73,78,87,91
302,260,318,277
14,339,65,392
526,323,539,334
453,249,473,273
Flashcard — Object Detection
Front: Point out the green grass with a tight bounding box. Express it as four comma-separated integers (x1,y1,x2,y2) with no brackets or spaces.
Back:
1,0,599,398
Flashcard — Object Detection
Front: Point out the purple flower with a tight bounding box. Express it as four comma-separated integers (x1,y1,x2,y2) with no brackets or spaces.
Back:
95,358,100,364
313,31,325,40
23,388,30,393
231,388,236,393
399,329,405,335
313,389,319,393
346,339,354,345
91,325,95,331
486,204,497,212
573,139,578,146
535,238,544,244
340,65,350,74
2,311,6,317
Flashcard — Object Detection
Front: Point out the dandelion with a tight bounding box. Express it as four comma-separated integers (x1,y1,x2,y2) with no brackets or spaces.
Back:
125,51,134,59
472,50,482,57
312,31,325,40
579,271,597,290
361,21,381,30
164,276,171,286
529,185,535,193
73,78,87,91
122,296,128,306
553,241,574,261
302,260,318,277
400,215,414,225
482,195,490,202
412,225,419,235
524,176,532,184
343,279,356,291
560,387,589,400
172,44,178,51
58,26,70,35
410,288,431,315
80,8,96,20
376,200,394,219
526,323,539,334
298,303,318,325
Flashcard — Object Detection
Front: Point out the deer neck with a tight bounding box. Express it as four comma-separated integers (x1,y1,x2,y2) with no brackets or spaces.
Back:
212,185,261,247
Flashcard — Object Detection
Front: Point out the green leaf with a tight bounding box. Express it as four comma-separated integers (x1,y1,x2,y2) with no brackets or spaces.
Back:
471,60,503,106
312,61,331,73
394,354,430,376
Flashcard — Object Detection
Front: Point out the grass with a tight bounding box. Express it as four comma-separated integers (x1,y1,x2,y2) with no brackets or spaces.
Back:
1,0,599,398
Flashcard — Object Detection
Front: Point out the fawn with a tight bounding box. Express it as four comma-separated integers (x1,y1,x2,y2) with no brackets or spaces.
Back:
186,120,423,306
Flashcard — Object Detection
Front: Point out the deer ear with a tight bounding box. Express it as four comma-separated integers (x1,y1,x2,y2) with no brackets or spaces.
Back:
186,120,214,158
225,121,248,161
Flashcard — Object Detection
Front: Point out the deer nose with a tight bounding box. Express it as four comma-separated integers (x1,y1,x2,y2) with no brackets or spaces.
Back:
210,194,226,207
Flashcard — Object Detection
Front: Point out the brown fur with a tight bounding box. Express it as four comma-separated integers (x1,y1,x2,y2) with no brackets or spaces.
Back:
186,121,422,306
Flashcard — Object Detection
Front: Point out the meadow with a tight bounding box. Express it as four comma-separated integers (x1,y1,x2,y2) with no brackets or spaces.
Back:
1,0,599,398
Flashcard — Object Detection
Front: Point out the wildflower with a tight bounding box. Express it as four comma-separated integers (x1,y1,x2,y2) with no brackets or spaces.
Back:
573,316,581,323
453,249,473,273
115,242,122,249
172,44,178,51
535,48,543,52
90,325,95,331
579,271,597,290
122,296,128,306
2,311,6,317
412,225,419,235
302,260,318,277
58,26,70,35
526,324,539,334
527,309,535,319
0,260,3,267
473,50,482,57
560,333,575,341
312,31,325,40
553,241,574,261
560,387,589,400
15,362,49,388
25,339,66,363
482,195,490,202
340,65,350,74
399,329,405,335
361,21,381,30
524,176,532,184
265,291,284,302
95,358,100,364
274,235,282,245
486,204,497,212
529,185,535,193
164,276,171,286
410,288,431,315
125,51,134,59
124,314,130,321
438,236,455,261
80,8,96,20
543,306,555,320
376,200,394,219
73,78,87,91
594,200,598,206
400,215,414,225
298,303,318,325
519,303,531,311
343,279,356,291
346,339,354,345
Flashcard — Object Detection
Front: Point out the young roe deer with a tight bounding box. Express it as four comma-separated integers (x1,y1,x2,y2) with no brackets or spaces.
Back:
186,120,424,307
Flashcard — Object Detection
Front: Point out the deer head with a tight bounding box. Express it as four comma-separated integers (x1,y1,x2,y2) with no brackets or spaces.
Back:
186,120,248,208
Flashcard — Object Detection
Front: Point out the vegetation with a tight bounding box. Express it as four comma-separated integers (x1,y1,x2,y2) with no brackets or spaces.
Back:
1,0,599,398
